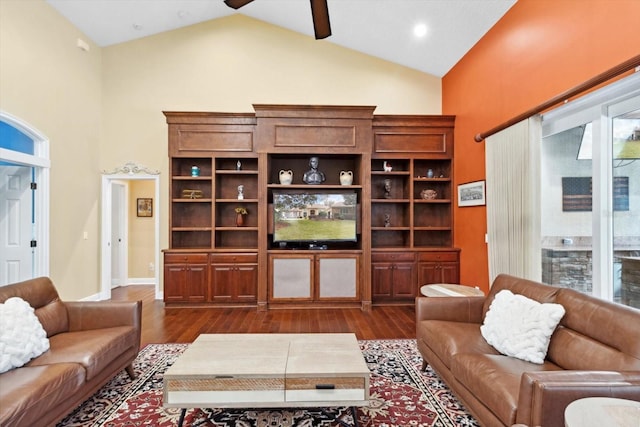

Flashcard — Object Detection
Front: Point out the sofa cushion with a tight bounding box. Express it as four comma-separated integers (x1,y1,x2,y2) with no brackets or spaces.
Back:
451,353,563,426
26,326,137,380
481,290,565,364
0,297,50,373
0,363,85,427
552,288,640,368
418,320,499,368
547,326,640,371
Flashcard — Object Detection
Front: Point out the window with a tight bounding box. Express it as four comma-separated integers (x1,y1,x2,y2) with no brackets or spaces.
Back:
541,73,640,308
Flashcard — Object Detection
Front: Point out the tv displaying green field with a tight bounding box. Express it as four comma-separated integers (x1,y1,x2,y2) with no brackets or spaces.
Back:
273,192,357,243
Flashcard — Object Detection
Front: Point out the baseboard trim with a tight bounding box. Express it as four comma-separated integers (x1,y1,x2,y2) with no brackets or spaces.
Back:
127,278,156,286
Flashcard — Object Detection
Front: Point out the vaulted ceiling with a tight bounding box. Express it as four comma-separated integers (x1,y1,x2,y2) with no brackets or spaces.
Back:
46,0,516,77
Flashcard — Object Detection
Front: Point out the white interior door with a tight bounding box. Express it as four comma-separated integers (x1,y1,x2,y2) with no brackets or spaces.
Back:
110,181,127,288
101,171,160,300
0,165,33,285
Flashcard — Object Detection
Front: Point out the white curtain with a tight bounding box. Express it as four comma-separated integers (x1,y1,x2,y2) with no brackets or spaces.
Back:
485,116,542,284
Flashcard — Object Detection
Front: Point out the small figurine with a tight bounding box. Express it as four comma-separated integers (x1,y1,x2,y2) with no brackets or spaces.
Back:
303,156,326,184
383,161,392,172
237,184,244,200
383,178,392,199
384,213,391,227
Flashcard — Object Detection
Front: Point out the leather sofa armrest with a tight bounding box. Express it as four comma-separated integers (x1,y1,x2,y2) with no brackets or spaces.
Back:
66,300,142,332
516,371,640,427
415,296,485,324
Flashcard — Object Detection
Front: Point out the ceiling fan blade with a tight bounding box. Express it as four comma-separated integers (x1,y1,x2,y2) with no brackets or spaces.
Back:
224,0,254,10
310,0,331,39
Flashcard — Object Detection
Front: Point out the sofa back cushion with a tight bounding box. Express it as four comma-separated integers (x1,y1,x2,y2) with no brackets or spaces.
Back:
0,277,69,337
483,274,560,319
547,288,640,370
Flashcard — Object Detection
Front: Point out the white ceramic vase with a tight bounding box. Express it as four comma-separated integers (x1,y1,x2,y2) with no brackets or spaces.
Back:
279,169,293,185
340,170,353,185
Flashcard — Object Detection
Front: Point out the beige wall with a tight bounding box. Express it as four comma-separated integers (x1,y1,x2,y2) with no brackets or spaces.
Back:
100,14,442,277
2,2,441,299
128,180,155,279
0,0,102,299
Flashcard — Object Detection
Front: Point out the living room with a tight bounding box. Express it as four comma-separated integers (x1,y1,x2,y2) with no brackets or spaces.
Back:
0,0,638,299
1,1,640,426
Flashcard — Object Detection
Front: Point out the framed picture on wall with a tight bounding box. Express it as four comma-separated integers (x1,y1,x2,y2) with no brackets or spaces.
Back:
137,198,153,217
458,180,486,207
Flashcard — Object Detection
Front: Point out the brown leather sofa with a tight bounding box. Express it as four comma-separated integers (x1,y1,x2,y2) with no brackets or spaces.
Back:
0,277,142,427
416,274,640,427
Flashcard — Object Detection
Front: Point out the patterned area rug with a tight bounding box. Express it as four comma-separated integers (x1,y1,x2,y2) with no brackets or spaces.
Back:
57,339,479,427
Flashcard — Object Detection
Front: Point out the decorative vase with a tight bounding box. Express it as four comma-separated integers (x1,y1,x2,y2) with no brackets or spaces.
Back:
421,189,438,200
235,213,245,227
279,169,293,185
340,170,353,185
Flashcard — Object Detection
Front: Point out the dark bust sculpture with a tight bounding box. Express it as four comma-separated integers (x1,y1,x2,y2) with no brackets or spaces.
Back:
303,156,326,184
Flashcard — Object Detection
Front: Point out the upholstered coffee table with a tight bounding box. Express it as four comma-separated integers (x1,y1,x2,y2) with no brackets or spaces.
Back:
163,333,370,426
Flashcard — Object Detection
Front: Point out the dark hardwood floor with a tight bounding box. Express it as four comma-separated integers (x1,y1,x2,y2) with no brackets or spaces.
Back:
112,286,417,346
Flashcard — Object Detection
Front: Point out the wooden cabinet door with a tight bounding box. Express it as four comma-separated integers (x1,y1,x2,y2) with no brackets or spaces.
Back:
392,262,415,298
164,264,187,302
211,262,258,302
440,262,459,284
371,263,393,299
186,263,208,302
418,262,460,285
235,263,258,302
210,263,234,301
372,262,415,299
418,262,441,285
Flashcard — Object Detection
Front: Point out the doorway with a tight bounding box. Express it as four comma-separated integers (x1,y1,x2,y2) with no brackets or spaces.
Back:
110,180,128,289
0,111,50,286
101,163,160,300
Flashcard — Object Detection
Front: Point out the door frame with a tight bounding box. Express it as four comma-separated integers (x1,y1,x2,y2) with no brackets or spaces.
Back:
101,162,160,300
0,110,50,283
110,180,128,289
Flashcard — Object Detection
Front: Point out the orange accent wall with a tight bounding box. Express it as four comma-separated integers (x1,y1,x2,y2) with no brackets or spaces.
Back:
443,0,640,292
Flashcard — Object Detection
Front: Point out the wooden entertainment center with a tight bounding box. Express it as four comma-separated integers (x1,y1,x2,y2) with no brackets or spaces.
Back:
163,105,457,310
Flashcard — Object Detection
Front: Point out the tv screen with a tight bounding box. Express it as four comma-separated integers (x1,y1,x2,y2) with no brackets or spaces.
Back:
273,191,357,244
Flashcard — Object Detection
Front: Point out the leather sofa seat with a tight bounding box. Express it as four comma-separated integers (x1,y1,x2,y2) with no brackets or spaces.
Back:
29,326,138,380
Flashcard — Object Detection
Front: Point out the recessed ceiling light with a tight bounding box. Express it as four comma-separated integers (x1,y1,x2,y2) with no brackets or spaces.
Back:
413,23,428,38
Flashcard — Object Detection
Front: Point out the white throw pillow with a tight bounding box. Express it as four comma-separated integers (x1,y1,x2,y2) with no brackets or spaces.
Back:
0,297,50,373
480,289,565,364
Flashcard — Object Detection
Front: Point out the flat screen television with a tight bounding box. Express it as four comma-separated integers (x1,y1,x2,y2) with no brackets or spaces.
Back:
273,191,357,245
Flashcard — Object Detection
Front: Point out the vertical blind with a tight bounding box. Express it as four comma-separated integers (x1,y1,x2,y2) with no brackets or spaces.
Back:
485,116,542,284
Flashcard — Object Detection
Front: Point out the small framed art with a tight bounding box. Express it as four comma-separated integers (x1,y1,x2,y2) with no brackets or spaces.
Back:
137,198,153,217
458,180,486,207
